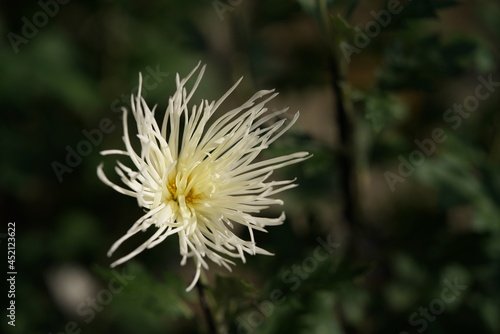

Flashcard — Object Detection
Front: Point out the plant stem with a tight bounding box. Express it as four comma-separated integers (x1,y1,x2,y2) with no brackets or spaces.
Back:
329,38,360,237
316,3,362,334
318,0,361,256
196,278,217,334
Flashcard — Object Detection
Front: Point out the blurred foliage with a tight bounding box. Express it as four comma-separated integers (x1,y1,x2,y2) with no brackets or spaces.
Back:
94,262,194,333
1,0,500,334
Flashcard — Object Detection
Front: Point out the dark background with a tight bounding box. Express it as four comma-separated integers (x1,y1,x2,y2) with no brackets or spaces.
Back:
1,0,500,333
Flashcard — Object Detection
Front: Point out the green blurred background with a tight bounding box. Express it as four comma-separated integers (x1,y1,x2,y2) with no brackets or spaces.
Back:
2,0,500,333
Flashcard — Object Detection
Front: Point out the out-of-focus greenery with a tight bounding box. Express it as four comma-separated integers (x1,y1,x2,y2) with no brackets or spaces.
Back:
1,0,500,333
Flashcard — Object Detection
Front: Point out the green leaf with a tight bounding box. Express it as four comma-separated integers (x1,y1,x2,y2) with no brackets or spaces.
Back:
362,91,407,132
377,34,487,90
390,0,460,27
344,0,360,20
415,135,500,232
93,262,193,333
331,14,355,42
210,274,259,328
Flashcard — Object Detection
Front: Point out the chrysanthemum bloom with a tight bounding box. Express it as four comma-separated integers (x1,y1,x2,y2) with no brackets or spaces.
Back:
98,63,309,291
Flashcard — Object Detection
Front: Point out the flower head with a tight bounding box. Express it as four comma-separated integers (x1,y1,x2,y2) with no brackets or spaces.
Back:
98,63,309,291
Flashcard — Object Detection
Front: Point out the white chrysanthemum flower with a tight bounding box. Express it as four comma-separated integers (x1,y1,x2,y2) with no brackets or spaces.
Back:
98,63,309,291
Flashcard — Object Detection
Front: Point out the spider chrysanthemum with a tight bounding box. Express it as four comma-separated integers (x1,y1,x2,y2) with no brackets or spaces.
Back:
98,63,309,291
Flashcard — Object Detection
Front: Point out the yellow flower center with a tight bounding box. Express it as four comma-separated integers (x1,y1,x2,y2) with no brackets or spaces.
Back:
167,179,200,206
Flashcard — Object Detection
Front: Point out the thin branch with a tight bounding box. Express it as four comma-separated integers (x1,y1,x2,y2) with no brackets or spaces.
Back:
318,0,361,255
328,40,359,234
196,279,218,334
